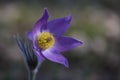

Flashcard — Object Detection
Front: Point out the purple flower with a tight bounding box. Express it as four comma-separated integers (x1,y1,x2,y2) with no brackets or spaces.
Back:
27,8,83,68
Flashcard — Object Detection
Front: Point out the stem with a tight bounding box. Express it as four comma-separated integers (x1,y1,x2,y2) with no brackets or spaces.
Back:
28,62,42,80
29,70,37,80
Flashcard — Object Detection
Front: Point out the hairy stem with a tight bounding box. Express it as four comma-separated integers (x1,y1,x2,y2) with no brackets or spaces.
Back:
28,62,42,80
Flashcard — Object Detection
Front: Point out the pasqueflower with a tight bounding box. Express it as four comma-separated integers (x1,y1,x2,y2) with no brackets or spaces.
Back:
27,8,83,67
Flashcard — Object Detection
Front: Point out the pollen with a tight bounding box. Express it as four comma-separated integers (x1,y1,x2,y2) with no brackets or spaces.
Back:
37,32,55,50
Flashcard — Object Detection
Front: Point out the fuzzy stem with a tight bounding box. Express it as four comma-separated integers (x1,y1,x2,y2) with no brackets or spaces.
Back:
29,70,37,80
28,62,42,80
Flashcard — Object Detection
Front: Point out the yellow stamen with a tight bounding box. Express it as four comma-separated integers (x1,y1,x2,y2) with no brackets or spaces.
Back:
37,32,55,50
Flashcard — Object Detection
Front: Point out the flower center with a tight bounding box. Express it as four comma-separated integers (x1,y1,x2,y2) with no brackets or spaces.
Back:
37,32,55,50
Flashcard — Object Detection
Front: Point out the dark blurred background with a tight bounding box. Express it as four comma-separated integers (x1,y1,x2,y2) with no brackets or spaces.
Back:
1,0,120,80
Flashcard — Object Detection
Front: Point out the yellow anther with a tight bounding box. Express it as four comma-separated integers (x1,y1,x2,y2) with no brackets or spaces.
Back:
37,32,55,50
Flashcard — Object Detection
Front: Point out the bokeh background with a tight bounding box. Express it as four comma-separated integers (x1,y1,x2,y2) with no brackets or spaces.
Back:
1,0,120,80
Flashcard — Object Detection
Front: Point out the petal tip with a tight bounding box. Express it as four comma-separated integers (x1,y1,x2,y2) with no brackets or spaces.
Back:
43,8,49,18
26,31,32,40
65,15,72,22
75,40,84,47
64,60,69,68
78,40,84,45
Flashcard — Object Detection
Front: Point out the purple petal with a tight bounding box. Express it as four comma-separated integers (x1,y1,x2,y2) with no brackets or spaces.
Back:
47,15,72,36
33,47,45,62
26,31,32,40
34,8,49,32
27,8,49,40
54,36,83,52
42,47,69,67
